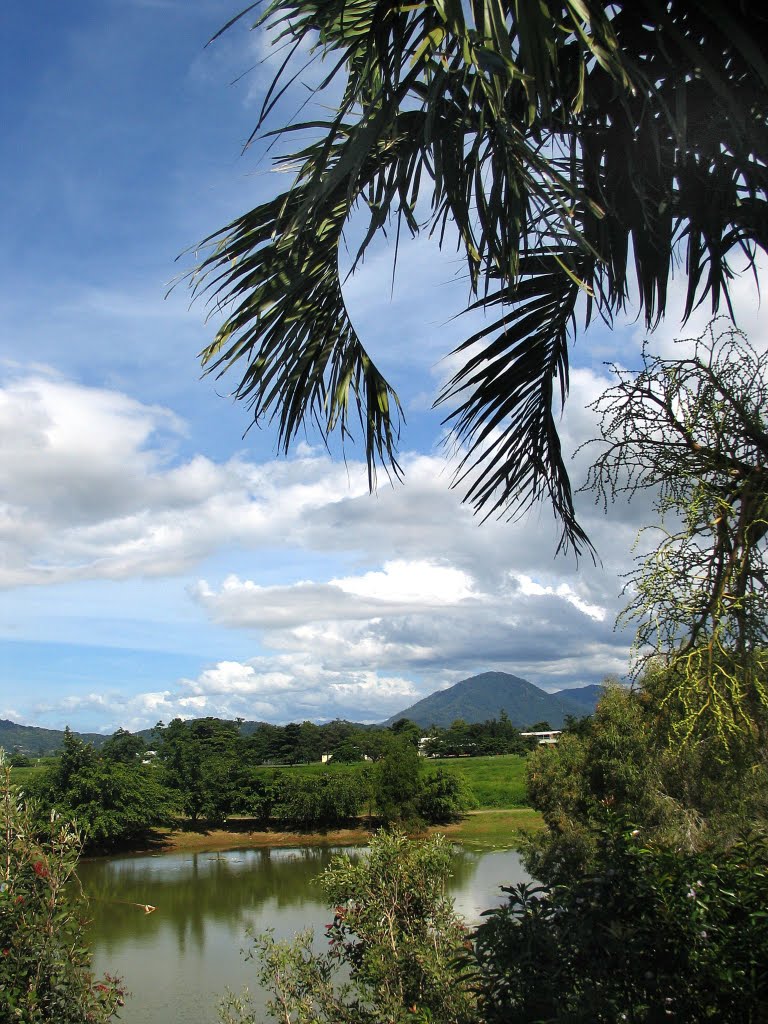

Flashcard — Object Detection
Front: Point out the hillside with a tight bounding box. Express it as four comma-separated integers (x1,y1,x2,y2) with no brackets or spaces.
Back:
0,719,109,757
553,683,605,715
384,671,595,729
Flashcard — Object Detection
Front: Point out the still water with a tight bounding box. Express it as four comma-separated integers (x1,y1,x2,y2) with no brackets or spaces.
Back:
78,844,530,1024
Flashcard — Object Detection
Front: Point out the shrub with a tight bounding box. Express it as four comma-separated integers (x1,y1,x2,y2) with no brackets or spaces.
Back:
417,767,472,823
0,758,124,1023
272,772,368,829
220,830,476,1024
471,821,768,1023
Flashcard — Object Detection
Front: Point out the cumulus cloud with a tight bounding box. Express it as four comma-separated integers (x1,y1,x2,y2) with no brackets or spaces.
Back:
0,365,643,588
193,560,478,629
190,545,629,712
33,657,422,731
0,371,369,587
1,366,654,729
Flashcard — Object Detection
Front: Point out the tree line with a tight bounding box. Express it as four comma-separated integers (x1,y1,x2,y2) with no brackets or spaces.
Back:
18,718,479,849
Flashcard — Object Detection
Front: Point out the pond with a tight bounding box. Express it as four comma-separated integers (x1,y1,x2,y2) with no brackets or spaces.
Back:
78,843,530,1024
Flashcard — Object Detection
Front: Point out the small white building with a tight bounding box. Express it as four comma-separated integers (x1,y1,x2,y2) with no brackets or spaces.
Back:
520,730,562,745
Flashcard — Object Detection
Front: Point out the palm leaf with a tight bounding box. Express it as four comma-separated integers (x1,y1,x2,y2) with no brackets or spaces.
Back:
187,0,768,554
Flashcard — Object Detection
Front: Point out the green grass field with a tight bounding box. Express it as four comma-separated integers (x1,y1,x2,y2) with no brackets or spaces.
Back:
430,754,529,808
9,762,50,787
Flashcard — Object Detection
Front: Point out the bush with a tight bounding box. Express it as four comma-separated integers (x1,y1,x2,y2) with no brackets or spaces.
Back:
220,830,476,1024
0,759,124,1023
417,767,472,823
272,772,368,829
471,821,768,1023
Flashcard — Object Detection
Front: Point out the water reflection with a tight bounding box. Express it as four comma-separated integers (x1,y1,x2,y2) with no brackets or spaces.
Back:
79,844,529,1024
84,847,345,956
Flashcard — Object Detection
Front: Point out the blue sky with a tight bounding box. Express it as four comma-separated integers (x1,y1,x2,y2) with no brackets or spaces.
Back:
1,1,765,734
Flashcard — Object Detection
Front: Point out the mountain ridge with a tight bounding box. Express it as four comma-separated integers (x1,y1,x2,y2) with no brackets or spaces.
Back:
384,671,598,729
0,718,110,757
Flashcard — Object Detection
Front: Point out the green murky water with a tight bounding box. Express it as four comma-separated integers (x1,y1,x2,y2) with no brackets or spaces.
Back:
78,844,529,1024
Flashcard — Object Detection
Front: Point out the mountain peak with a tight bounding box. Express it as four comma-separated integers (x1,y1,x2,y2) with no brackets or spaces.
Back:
384,671,595,729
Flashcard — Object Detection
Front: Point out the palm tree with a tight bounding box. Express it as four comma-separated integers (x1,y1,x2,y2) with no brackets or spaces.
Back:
188,0,768,557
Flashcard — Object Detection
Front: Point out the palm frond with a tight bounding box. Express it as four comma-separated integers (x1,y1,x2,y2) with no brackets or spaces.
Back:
189,0,768,553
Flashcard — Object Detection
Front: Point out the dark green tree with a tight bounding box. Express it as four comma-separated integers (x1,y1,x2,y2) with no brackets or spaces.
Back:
100,728,145,764
54,728,95,787
155,718,238,824
472,828,768,1024
374,736,423,823
191,2,768,554
30,733,172,850
417,768,470,823
329,738,364,763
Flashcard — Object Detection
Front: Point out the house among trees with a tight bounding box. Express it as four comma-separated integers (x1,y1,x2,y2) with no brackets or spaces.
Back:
520,730,562,746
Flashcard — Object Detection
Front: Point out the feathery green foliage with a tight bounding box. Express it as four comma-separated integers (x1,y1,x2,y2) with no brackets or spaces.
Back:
523,681,768,883
220,830,476,1024
585,321,768,746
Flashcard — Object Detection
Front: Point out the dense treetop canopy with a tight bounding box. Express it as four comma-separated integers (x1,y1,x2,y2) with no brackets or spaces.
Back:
191,0,768,554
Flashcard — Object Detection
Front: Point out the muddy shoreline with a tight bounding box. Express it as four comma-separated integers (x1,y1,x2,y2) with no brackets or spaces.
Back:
82,808,542,859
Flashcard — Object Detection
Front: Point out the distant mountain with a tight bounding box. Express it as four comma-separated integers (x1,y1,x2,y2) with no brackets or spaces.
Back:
0,719,110,758
553,683,605,715
0,678,603,757
384,671,598,729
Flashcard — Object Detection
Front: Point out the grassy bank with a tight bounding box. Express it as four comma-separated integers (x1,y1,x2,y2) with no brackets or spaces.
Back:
438,808,544,849
138,807,543,856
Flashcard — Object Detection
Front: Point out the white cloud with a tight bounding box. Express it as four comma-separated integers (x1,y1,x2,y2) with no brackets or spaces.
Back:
0,371,370,587
514,574,606,622
194,560,479,629
333,560,475,604
0,365,651,729
0,365,644,590
33,657,422,730
190,546,630,714
633,259,768,359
